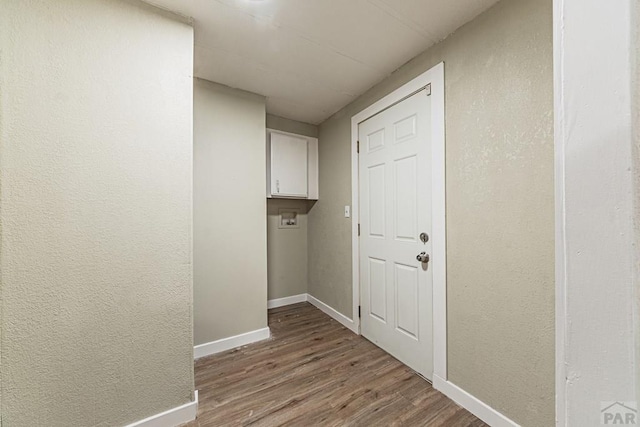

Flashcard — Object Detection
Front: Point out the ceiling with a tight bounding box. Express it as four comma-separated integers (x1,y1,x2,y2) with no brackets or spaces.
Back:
146,0,499,125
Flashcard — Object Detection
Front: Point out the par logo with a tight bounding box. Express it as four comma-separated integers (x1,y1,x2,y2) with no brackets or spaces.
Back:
601,402,638,425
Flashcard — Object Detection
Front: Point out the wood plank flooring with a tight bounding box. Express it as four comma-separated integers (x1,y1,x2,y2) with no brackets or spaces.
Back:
184,303,487,427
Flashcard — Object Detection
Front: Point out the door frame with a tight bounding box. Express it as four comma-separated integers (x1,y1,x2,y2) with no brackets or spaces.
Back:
350,62,446,381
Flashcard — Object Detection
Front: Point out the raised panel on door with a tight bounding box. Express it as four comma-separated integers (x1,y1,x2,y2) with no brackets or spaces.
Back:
368,257,387,322
394,155,417,242
394,262,419,339
394,114,418,144
368,163,386,238
270,133,308,197
367,127,385,152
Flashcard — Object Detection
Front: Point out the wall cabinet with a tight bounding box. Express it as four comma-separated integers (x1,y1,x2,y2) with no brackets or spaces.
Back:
267,129,318,200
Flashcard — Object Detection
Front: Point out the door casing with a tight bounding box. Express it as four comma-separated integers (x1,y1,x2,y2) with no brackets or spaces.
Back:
350,62,447,382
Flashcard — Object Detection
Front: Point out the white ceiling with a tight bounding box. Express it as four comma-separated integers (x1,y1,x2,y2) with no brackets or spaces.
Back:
146,0,499,124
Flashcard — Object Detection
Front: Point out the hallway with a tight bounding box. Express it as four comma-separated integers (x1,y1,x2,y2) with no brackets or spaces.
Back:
187,303,486,426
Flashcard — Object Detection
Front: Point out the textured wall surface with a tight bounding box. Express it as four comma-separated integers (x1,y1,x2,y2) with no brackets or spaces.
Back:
309,0,554,425
193,79,268,346
0,1,194,426
267,199,310,300
266,116,318,301
267,114,319,138
309,115,354,316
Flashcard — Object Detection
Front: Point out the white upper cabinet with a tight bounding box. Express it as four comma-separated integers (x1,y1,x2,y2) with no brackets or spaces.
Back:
271,132,308,197
267,129,319,200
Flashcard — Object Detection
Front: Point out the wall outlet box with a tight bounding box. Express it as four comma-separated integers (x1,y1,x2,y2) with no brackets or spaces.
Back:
278,209,300,229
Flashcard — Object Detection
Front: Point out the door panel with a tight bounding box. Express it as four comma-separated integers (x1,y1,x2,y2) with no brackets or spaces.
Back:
368,257,387,322
367,128,386,152
394,114,417,143
395,262,419,339
394,155,417,241
368,164,386,238
359,89,433,379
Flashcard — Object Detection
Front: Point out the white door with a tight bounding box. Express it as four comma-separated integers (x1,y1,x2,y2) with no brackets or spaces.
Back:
359,89,433,379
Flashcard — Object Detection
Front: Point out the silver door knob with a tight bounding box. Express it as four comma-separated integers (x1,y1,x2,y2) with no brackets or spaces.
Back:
416,252,430,263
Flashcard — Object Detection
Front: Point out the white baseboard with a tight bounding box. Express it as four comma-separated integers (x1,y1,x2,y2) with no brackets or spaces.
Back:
194,295,355,360
125,390,198,427
266,293,358,335
267,294,308,309
433,375,519,427
194,327,271,360
307,294,358,334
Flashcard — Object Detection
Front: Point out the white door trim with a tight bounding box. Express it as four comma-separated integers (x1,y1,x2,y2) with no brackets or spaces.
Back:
553,1,567,423
553,0,638,424
350,62,446,381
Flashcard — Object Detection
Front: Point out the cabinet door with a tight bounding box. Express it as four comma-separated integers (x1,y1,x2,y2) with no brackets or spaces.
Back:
270,133,308,197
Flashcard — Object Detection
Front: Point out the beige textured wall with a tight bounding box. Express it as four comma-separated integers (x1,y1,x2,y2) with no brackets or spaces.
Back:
267,114,319,138
309,0,554,425
267,199,311,300
194,79,268,345
309,116,354,315
266,116,318,301
0,1,194,425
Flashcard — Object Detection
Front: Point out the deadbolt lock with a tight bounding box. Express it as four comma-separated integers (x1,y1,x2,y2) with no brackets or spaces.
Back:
419,232,429,244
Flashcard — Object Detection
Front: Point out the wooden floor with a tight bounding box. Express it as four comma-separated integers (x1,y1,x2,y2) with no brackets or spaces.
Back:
185,303,487,427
